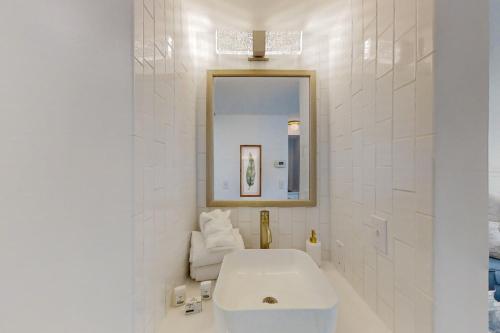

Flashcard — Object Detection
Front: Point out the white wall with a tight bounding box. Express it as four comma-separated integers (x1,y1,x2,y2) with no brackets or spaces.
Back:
434,1,489,333
490,0,500,195
214,114,289,200
0,1,134,333
187,0,332,258
299,78,311,200
133,0,197,332
327,0,435,331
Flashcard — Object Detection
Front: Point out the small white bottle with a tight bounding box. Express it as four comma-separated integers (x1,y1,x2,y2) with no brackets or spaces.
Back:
200,280,212,300
185,296,202,315
172,285,186,307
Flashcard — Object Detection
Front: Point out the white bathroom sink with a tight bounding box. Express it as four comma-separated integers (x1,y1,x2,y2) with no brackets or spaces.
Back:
213,249,338,333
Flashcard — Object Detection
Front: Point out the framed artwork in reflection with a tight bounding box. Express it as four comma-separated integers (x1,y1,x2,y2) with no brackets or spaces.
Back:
240,145,262,197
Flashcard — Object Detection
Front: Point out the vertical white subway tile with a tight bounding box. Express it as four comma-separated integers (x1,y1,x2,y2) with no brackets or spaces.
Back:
393,82,416,139
292,221,307,250
395,0,416,40
353,167,363,203
196,153,205,181
144,0,154,18
353,130,363,167
393,190,417,246
395,291,416,333
196,180,205,208
238,222,252,247
134,0,144,63
143,9,155,67
378,0,395,34
352,9,365,95
197,125,206,153
394,27,416,88
352,95,364,131
376,119,393,167
363,144,376,185
364,230,378,267
378,298,395,331
239,207,251,222
377,25,394,78
364,59,377,107
416,54,434,136
416,0,434,59
377,254,395,308
154,0,166,50
376,167,393,213
279,234,292,249
363,0,377,26
415,213,433,295
364,264,378,311
279,208,292,234
320,222,331,251
363,104,376,145
143,167,155,220
291,207,306,223
415,289,433,333
394,240,415,294
307,207,320,234
364,20,377,62
363,185,376,225
134,137,145,215
376,71,394,122
393,138,415,191
416,136,434,215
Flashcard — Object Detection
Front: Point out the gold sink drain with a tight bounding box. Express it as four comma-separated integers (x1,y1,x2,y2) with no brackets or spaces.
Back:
262,296,278,304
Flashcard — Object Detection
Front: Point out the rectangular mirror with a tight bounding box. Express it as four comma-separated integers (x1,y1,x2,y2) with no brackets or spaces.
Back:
206,70,316,207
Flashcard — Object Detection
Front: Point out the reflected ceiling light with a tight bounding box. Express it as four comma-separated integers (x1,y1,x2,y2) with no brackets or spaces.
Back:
216,29,303,56
288,120,301,135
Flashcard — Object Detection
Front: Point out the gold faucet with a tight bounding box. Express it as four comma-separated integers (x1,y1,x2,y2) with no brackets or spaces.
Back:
260,210,272,249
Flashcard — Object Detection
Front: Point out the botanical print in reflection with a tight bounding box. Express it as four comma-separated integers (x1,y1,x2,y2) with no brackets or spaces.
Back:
246,152,256,189
240,145,261,197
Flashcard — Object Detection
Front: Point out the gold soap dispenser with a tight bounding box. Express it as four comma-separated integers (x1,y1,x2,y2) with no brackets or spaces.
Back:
260,210,272,249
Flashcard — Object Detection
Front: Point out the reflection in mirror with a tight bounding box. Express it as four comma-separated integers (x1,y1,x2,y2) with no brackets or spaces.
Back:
212,76,311,202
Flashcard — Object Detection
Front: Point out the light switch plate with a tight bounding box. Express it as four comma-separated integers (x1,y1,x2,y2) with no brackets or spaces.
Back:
371,215,388,255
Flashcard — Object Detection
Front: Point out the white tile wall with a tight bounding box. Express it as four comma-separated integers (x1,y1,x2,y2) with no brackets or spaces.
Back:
134,0,197,332
189,17,332,260
328,0,434,332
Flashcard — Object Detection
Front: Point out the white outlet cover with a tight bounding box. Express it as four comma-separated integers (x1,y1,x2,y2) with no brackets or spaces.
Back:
371,215,388,255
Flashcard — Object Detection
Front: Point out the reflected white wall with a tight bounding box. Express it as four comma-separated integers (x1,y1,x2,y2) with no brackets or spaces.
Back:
214,115,289,200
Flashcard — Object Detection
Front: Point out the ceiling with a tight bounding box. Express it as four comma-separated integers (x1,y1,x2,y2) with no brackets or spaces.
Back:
186,0,330,30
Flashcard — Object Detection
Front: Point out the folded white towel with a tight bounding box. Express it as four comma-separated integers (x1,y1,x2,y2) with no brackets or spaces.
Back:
199,209,232,236
204,216,232,237
199,209,237,249
190,263,222,281
189,229,245,268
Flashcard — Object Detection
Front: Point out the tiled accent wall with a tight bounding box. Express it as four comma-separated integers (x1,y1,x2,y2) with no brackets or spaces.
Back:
134,0,197,332
328,0,434,332
192,29,332,260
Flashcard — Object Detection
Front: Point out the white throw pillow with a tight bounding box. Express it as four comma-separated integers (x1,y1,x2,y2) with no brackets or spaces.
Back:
489,221,500,259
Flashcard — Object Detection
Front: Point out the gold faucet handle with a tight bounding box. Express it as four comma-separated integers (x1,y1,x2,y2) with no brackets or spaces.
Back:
268,225,272,245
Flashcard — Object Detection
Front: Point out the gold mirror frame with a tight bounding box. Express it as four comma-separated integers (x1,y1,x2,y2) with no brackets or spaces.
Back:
206,69,317,207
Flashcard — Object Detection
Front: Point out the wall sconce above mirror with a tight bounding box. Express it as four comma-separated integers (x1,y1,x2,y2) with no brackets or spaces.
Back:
206,70,317,207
